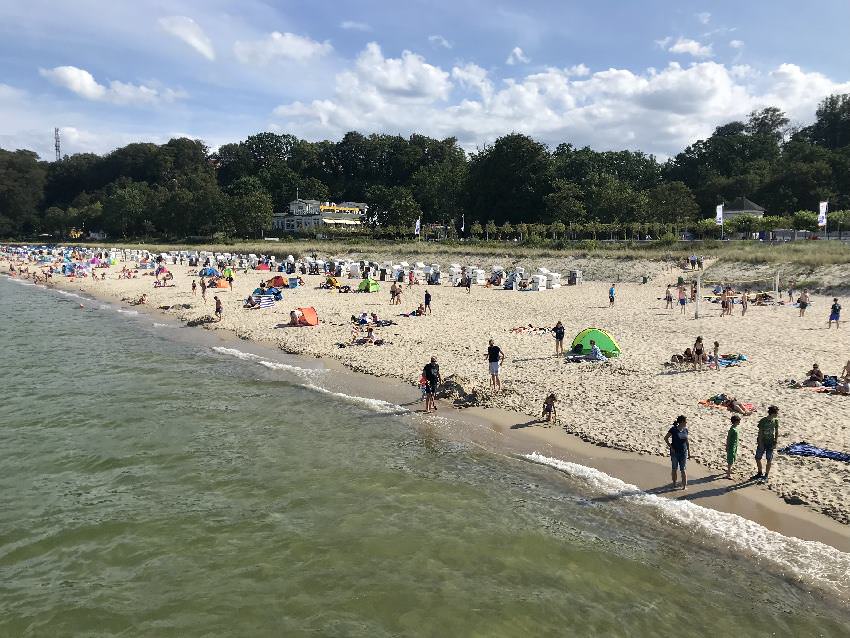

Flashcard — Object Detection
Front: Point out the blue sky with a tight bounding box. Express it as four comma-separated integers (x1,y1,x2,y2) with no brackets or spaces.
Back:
2,0,849,160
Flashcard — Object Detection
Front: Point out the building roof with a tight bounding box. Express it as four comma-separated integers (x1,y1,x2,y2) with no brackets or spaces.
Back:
724,197,765,213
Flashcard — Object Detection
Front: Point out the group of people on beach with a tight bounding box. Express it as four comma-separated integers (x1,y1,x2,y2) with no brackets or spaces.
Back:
664,405,780,490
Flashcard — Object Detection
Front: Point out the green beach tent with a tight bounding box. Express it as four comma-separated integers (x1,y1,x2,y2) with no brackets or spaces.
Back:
358,279,380,292
571,327,621,357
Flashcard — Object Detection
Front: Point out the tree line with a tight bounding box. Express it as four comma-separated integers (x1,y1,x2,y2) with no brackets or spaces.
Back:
1,94,850,241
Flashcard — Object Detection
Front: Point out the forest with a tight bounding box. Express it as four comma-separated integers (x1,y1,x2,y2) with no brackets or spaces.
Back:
1,93,850,241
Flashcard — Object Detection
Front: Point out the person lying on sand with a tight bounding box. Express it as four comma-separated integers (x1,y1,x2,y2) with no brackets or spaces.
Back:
129,294,147,306
724,396,754,416
243,296,259,309
841,360,850,382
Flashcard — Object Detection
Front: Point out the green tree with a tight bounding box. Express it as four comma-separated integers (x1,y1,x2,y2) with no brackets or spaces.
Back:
365,185,422,229
516,222,529,241
485,219,497,241
229,177,274,237
43,207,70,237
0,149,47,234
544,179,586,224
499,221,514,239
648,181,698,224
467,134,552,225
470,221,483,238
792,210,819,232
550,221,566,239
411,157,467,223
101,180,151,237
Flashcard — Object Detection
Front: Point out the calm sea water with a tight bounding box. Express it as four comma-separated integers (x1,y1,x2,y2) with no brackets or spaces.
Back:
1,275,848,637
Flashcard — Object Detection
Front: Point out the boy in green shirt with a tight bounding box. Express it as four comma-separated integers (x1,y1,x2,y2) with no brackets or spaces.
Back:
725,415,740,479
755,405,780,481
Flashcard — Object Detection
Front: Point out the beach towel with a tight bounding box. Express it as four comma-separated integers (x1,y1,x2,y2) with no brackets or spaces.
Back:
257,295,275,309
717,353,748,368
780,442,850,463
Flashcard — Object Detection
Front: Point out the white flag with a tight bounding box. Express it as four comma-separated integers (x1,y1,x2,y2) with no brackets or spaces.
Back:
715,204,724,226
461,214,465,232
818,201,828,227
414,217,421,235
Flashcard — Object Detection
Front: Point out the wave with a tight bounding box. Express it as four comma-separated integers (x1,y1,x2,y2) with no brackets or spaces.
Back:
304,383,406,415
524,452,850,599
55,289,84,299
152,323,177,328
115,308,138,316
212,345,402,414
212,346,263,361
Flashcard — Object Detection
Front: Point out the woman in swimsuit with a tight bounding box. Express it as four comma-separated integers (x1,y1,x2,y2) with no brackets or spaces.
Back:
693,336,705,370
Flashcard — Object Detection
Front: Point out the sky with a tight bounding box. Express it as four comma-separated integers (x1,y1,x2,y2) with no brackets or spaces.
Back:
2,0,850,161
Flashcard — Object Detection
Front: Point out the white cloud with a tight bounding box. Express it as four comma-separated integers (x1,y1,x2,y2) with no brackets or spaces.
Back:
729,40,745,49
39,66,184,105
667,37,713,58
506,46,530,65
158,16,215,60
340,21,371,32
272,47,850,159
696,12,711,25
428,34,452,49
234,31,333,65
451,63,492,101
655,36,672,49
565,64,591,77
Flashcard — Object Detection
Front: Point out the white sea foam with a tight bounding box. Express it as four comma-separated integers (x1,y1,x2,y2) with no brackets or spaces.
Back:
305,383,406,415
6,278,36,286
115,308,138,316
55,289,84,298
212,346,262,361
152,322,177,328
524,452,850,599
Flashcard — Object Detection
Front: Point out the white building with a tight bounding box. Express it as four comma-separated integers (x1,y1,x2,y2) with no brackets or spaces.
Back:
273,199,368,232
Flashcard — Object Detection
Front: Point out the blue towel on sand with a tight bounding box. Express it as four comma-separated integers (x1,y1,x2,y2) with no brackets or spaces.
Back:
780,442,850,463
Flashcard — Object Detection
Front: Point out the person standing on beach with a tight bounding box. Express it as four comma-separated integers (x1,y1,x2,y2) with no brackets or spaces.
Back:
665,285,673,309
200,278,207,302
664,415,690,490
608,283,616,307
390,281,397,305
678,284,687,315
487,339,505,391
192,280,197,296
788,282,796,303
828,297,841,328
741,289,749,316
798,289,810,317
423,356,440,412
725,415,740,479
755,406,780,482
214,295,222,322
424,289,432,315
712,341,720,370
693,336,706,371
553,321,565,356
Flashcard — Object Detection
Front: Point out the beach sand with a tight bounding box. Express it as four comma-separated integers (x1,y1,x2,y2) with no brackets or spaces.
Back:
13,256,850,531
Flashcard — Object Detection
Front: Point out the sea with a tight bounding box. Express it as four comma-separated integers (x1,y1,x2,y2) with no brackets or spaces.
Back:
1,274,848,637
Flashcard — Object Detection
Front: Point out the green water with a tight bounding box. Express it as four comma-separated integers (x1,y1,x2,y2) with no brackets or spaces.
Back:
0,276,847,637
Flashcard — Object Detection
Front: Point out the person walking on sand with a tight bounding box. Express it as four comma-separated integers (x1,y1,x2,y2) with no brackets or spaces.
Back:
389,281,398,305
608,283,616,307
741,289,749,316
725,415,740,479
423,356,440,413
665,285,673,309
192,279,197,296
664,415,690,490
214,295,222,322
798,289,810,317
678,284,687,315
487,339,505,391
711,340,720,370
424,289,432,315
828,297,841,328
553,321,565,356
200,278,207,302
755,405,780,482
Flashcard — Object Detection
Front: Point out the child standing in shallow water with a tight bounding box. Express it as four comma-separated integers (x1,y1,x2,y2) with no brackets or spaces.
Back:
725,415,740,479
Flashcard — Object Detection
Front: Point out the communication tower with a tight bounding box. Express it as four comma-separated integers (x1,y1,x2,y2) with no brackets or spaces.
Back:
54,127,61,161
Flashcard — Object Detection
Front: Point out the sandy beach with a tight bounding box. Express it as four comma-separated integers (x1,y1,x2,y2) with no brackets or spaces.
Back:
9,254,850,531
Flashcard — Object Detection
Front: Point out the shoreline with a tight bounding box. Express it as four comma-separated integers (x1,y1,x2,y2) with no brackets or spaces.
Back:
4,267,847,555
